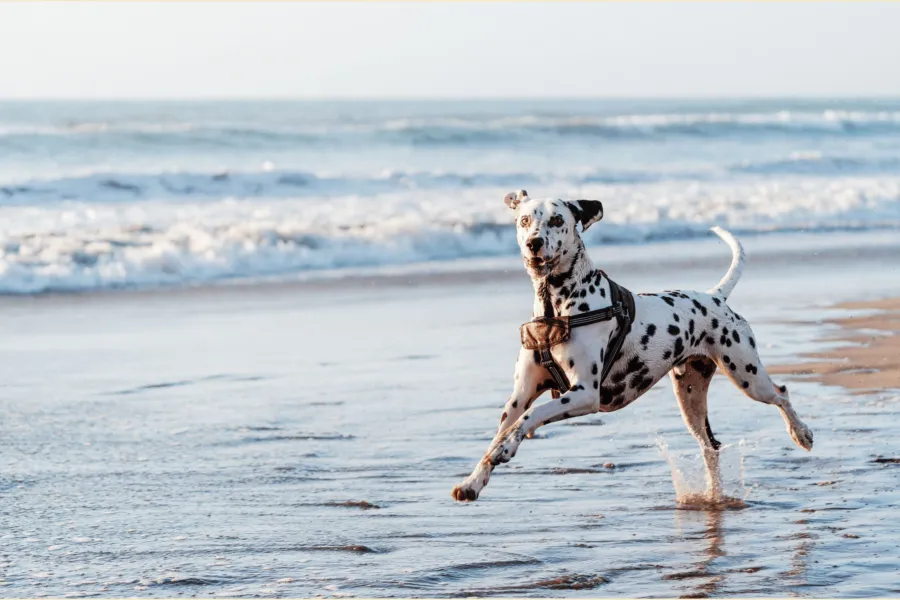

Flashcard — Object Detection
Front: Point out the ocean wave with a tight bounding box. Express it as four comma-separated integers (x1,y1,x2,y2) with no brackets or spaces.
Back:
0,167,690,204
1,177,899,294
3,110,900,146
4,153,898,205
729,154,900,176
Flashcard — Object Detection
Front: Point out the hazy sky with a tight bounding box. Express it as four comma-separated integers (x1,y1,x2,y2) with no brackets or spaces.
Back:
1,2,898,99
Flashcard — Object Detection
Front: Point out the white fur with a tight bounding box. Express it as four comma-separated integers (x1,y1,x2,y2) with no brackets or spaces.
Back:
451,192,813,503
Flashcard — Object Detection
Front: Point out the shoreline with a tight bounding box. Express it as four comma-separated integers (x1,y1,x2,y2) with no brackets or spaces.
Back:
770,297,900,394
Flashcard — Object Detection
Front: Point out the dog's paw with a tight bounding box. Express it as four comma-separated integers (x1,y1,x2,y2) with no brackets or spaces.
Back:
451,484,479,502
790,422,814,451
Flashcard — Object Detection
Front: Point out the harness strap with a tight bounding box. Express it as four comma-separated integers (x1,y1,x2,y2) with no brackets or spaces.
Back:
529,271,635,396
599,274,635,385
539,348,571,392
568,303,626,327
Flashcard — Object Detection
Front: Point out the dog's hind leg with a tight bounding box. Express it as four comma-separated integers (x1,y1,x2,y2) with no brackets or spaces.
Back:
670,356,722,498
711,326,813,451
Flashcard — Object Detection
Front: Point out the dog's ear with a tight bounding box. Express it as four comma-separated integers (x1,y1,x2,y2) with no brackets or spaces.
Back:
566,199,603,231
504,189,528,210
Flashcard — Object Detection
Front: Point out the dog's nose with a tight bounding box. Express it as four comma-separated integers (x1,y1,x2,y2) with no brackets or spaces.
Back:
526,238,544,254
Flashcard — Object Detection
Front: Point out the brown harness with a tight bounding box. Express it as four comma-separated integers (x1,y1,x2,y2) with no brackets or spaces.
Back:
520,272,636,396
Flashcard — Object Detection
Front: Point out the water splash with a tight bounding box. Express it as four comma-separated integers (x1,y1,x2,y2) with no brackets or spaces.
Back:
657,438,750,509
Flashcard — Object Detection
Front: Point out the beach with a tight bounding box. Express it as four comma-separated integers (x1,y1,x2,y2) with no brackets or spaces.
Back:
3,229,900,597
3,98,900,596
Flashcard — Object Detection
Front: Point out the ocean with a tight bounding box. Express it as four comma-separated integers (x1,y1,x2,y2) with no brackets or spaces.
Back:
2,98,900,294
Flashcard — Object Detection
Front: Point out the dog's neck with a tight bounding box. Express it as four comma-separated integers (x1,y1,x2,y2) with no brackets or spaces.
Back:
529,237,610,318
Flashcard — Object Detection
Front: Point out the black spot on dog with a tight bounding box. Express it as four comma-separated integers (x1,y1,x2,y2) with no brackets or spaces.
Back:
706,337,715,345
674,337,685,357
690,358,716,379
646,324,657,338
726,339,732,347
742,381,749,389
729,363,736,372
711,318,719,330
625,356,644,375
593,380,598,389
662,296,675,307
662,350,672,360
561,397,570,404
589,286,595,294
749,336,756,348
722,326,728,335
591,362,598,375
600,288,606,298
668,324,680,336
745,363,758,374
501,412,507,422
695,331,706,346
536,379,557,392
568,358,575,368
778,385,787,393
571,384,584,392
672,313,680,322
688,320,695,335
720,335,727,345
723,355,730,363
580,289,587,298
578,303,590,312
712,297,722,306
732,330,741,344
692,299,708,316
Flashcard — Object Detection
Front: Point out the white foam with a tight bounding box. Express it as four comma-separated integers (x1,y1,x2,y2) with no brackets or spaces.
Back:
1,177,899,293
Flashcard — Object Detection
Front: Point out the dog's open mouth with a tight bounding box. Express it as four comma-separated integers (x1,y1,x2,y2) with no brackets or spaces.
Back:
528,256,558,271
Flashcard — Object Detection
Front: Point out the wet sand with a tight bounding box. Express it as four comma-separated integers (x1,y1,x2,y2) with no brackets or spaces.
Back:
3,231,900,597
770,297,900,393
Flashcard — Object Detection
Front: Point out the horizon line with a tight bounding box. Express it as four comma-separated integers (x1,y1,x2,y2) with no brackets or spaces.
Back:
3,93,900,103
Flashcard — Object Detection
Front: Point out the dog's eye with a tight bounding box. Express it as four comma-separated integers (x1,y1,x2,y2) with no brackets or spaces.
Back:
548,215,564,227
519,216,532,228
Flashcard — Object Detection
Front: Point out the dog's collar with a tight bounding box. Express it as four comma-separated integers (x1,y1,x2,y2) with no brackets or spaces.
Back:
523,272,635,396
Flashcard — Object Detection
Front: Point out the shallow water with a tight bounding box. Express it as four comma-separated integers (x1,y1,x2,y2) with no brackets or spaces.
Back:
3,237,900,597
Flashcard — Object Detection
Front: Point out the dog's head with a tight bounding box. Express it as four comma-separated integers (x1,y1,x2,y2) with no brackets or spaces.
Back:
504,190,603,277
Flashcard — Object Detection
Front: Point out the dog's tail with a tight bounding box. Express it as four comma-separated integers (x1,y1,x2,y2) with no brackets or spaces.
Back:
708,226,745,299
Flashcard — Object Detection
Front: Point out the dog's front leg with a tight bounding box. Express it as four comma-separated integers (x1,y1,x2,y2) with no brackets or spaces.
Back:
451,348,548,502
452,382,597,502
486,385,597,469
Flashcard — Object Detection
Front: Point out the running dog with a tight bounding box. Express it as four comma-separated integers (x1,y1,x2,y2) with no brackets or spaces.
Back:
451,190,813,502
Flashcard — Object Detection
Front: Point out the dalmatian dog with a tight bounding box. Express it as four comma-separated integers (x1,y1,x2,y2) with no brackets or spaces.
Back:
451,190,813,502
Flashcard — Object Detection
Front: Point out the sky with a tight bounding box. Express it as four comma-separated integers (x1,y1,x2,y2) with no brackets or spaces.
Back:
1,2,899,100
